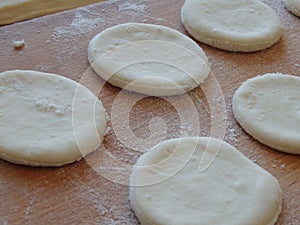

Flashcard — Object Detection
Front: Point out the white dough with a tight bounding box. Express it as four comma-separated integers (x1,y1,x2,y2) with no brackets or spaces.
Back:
88,23,210,96
0,70,107,166
232,73,300,154
181,0,283,52
284,0,300,17
130,137,282,225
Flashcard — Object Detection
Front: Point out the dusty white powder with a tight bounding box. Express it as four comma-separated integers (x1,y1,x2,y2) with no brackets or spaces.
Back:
280,164,286,169
52,11,103,40
226,128,238,145
24,197,35,222
118,2,147,14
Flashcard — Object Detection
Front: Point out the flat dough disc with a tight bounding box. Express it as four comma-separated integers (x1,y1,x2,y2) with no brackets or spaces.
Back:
284,0,300,17
130,137,282,225
232,73,300,154
88,23,210,96
181,0,283,52
0,70,107,166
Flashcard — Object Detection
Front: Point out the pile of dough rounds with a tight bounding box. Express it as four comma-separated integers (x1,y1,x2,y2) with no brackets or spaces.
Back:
284,0,300,17
181,0,283,52
232,73,300,155
88,23,210,96
130,137,282,225
0,70,107,166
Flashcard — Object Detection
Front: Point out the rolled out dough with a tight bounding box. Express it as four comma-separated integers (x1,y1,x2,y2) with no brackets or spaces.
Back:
0,70,107,166
88,23,210,96
130,137,282,225
232,73,300,154
181,0,283,52
284,0,300,17
0,0,104,25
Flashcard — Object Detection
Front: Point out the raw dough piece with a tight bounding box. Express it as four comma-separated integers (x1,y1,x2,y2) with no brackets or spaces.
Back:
88,23,210,96
0,70,106,166
284,0,300,17
232,73,300,154
181,0,283,52
0,0,104,25
130,137,282,225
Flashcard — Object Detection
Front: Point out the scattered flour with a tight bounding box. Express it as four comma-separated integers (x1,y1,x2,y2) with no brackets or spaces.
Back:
118,1,147,14
52,11,103,40
35,64,53,72
72,177,138,225
280,164,286,169
226,127,239,146
24,197,35,222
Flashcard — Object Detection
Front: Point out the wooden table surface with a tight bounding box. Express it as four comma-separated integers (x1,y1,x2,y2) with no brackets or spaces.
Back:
0,0,299,224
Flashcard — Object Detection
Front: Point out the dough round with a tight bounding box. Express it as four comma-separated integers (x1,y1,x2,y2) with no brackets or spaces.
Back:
0,70,107,166
130,137,282,225
88,23,210,96
232,73,300,154
284,0,300,17
181,0,283,52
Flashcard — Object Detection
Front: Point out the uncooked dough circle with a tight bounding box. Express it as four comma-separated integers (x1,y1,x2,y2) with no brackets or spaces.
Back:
181,0,283,52
130,137,282,225
284,0,300,17
0,70,107,166
232,73,300,154
88,23,210,96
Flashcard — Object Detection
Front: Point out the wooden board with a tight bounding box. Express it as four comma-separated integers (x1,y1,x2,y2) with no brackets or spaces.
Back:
0,0,299,224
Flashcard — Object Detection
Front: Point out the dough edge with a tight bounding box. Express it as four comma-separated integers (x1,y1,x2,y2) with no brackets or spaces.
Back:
88,22,210,96
129,137,282,225
232,73,300,154
0,70,107,167
180,0,283,52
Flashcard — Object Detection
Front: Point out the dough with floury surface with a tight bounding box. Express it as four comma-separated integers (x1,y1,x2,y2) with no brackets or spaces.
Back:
284,0,300,17
88,23,210,96
0,70,107,166
181,0,283,52
130,137,282,225
232,73,300,154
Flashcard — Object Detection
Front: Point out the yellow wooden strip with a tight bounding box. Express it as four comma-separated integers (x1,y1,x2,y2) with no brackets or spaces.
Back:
0,0,104,25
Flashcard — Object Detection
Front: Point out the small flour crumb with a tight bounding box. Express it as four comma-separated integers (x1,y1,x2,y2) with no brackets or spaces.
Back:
279,164,286,169
295,63,300,68
13,39,25,48
105,126,111,135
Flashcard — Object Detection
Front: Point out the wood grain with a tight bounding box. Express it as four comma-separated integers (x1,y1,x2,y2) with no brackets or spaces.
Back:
0,0,299,224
